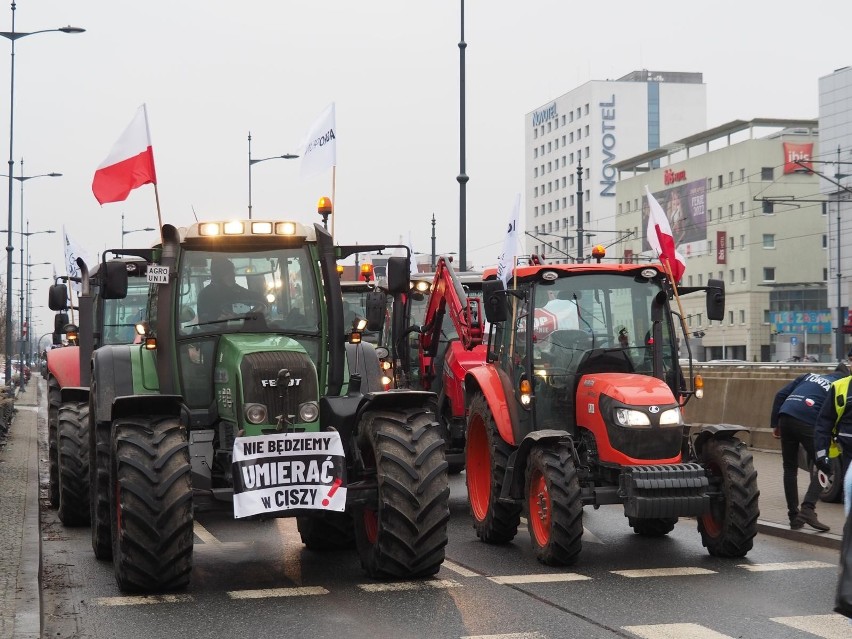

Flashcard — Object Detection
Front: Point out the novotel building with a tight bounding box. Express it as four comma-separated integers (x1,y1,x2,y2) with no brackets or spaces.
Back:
525,70,706,263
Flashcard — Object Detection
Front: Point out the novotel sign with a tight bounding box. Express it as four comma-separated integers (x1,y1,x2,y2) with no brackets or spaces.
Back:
532,103,557,127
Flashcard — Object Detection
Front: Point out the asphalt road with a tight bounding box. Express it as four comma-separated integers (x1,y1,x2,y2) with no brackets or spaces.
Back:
41,472,851,639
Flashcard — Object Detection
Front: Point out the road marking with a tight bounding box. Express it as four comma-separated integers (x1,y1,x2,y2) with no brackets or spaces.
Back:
611,567,716,578
622,623,736,638
358,579,461,592
488,573,590,585
461,633,547,639
442,560,479,577
737,560,835,572
770,614,852,639
193,521,221,546
227,586,329,599
94,594,194,606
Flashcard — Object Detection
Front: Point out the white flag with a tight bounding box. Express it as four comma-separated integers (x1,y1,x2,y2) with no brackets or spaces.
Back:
300,102,337,179
496,193,521,286
62,226,94,296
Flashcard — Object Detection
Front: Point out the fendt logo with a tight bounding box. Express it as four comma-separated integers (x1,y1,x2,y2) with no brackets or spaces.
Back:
261,378,302,388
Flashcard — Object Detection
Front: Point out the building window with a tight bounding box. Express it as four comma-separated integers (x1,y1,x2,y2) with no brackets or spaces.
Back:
708,209,712,222
728,204,733,219
584,103,589,115
708,239,713,254
730,236,735,250
729,171,734,184
569,132,574,143
718,175,723,189
688,275,693,287
739,310,745,324
740,168,745,182
739,202,745,215
584,125,590,136
728,310,734,326
729,269,735,284
534,187,539,197
763,201,774,214
534,168,538,177
761,167,774,180
707,178,712,190
823,234,828,248
740,268,746,282
763,234,775,248
698,274,703,286
824,267,828,280
739,234,745,248
763,267,776,281
534,148,538,159
547,142,552,152
534,129,538,139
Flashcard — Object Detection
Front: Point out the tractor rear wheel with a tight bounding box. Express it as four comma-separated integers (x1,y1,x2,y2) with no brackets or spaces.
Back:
628,517,678,537
47,376,60,508
89,415,112,560
465,394,521,544
354,407,449,579
525,443,583,565
297,512,356,550
57,401,90,526
697,437,759,558
110,416,193,592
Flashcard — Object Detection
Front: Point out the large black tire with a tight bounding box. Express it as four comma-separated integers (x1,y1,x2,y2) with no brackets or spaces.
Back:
629,517,678,537
697,437,759,558
57,401,91,526
297,512,356,551
354,407,450,579
110,416,193,592
525,443,583,565
818,455,846,503
89,415,112,560
47,376,61,508
465,394,521,544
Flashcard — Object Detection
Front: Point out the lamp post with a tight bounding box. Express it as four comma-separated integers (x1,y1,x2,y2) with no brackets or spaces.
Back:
1,2,84,383
120,212,154,248
247,132,298,219
457,0,468,271
25,275,48,365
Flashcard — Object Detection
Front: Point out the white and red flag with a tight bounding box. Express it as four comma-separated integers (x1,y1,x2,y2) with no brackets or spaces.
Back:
92,104,157,205
645,186,686,282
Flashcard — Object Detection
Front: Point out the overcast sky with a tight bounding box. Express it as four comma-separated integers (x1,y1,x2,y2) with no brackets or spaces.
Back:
4,0,852,338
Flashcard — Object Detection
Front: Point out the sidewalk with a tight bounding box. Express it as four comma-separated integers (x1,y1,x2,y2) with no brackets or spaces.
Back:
0,382,846,637
0,379,40,639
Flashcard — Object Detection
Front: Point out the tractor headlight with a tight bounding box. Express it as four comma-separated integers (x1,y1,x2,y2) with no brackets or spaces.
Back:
614,407,651,427
658,407,682,425
245,403,268,425
299,401,320,423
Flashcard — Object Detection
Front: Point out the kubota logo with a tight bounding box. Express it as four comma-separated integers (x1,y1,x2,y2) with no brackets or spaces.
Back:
648,406,660,413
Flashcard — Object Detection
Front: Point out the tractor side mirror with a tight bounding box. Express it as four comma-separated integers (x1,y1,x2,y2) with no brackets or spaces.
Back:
102,261,129,300
482,279,508,324
53,312,69,344
364,291,387,332
386,256,410,295
48,284,69,311
705,278,725,322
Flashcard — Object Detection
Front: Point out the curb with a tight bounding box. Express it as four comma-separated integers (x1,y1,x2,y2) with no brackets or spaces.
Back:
757,520,843,550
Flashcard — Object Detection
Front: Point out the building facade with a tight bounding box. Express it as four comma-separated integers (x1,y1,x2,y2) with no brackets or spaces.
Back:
818,66,852,360
615,119,824,362
524,70,706,264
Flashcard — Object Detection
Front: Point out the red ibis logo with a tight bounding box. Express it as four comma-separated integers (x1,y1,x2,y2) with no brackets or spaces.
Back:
783,142,813,174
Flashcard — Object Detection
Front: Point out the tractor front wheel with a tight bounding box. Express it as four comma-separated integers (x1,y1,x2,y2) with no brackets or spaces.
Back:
697,437,759,558
110,416,193,592
89,416,112,560
525,443,583,565
465,394,521,544
354,407,449,579
57,401,90,526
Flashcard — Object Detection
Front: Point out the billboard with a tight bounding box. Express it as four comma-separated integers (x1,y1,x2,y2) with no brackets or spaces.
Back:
642,179,707,258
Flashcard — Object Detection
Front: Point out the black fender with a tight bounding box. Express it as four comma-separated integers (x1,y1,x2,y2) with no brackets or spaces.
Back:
91,345,136,425
691,423,748,459
503,429,574,501
112,395,183,422
60,386,90,405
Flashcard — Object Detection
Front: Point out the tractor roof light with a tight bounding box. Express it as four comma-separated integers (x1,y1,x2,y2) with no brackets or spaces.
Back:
199,223,221,236
143,337,158,350
360,263,374,283
317,196,333,215
275,222,297,235
251,222,273,235
336,264,345,276
223,221,245,235
134,322,147,336
591,244,606,261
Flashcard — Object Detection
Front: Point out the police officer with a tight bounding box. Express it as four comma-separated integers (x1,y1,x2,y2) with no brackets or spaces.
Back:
815,363,852,513
772,365,849,531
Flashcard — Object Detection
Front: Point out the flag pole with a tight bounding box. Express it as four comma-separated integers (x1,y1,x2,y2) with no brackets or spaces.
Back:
153,183,164,240
331,165,336,240
661,257,690,346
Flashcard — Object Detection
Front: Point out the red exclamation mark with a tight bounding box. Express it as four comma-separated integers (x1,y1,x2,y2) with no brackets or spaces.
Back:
322,478,342,507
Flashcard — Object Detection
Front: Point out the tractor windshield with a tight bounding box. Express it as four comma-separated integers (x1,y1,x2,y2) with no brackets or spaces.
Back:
511,272,676,376
175,247,320,337
99,279,150,345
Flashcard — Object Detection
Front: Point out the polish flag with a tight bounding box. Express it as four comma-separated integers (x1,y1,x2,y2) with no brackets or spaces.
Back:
92,104,157,205
645,186,686,282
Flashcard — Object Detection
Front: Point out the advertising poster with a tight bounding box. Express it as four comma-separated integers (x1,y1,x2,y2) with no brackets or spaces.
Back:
642,179,707,258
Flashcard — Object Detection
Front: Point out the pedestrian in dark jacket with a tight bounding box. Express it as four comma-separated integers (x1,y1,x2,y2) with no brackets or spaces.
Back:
771,366,849,531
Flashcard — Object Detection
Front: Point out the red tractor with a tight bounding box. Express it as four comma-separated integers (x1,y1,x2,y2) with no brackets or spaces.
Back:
463,258,759,564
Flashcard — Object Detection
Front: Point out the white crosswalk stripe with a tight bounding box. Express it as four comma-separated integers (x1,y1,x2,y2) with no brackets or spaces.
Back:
737,560,835,572
622,623,736,639
488,573,590,585
94,594,194,606
227,586,329,599
461,633,548,639
358,579,461,592
770,614,852,639
442,559,480,577
611,567,716,578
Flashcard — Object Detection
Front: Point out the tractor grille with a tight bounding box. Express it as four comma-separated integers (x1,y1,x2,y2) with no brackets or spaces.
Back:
620,463,710,518
240,352,318,423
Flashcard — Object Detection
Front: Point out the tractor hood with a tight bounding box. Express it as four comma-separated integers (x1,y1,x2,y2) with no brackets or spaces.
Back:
578,372,677,407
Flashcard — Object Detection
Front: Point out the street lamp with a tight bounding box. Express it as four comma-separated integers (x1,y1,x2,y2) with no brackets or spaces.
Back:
120,212,154,248
457,0,468,271
1,2,84,383
247,132,298,219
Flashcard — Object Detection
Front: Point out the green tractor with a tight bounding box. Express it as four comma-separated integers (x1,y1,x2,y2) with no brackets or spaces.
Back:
88,217,449,593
